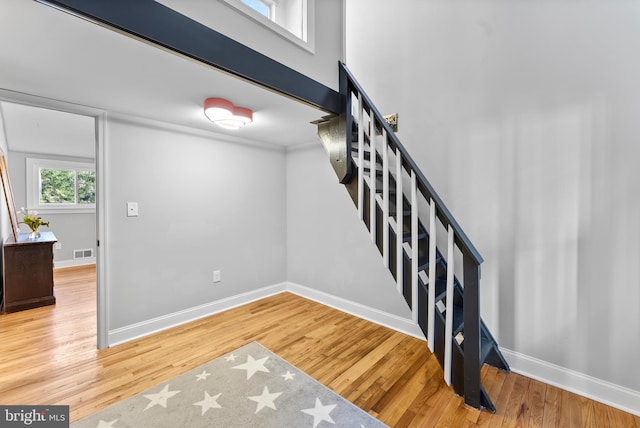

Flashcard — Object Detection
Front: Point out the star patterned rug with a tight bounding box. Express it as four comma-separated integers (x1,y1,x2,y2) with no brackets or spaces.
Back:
71,341,388,428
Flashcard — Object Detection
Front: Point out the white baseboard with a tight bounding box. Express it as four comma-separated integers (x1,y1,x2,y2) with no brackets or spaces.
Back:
54,258,96,269
108,282,288,346
286,281,425,340
108,281,423,347
501,348,640,416
107,281,639,416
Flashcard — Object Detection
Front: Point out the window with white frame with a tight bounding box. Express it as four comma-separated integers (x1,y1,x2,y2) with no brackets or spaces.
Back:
26,158,96,213
224,0,312,49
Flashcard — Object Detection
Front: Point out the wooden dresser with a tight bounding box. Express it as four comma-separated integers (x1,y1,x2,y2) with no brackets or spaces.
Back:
2,231,57,313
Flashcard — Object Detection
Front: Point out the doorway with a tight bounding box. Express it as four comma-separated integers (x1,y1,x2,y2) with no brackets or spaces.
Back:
0,92,107,348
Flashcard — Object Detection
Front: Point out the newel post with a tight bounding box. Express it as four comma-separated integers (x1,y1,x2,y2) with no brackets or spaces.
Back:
463,252,482,408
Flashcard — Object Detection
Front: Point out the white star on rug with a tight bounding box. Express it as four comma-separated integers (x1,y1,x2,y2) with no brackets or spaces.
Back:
301,398,337,427
225,353,237,362
143,384,181,410
196,370,211,381
193,391,222,416
232,355,270,379
96,420,118,428
248,386,282,413
281,370,296,381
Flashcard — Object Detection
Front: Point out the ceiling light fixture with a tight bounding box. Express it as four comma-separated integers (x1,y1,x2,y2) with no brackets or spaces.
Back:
204,97,253,130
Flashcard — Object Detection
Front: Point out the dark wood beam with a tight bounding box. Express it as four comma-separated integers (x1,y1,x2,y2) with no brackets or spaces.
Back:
35,0,341,114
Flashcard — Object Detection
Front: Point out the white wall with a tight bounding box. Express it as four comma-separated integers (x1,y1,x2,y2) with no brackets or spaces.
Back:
345,0,640,402
105,116,287,331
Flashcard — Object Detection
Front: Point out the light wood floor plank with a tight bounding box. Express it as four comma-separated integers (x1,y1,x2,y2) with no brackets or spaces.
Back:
527,378,546,427
543,383,561,427
0,265,638,427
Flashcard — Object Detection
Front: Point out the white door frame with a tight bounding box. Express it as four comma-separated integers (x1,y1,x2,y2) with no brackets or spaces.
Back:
0,89,109,348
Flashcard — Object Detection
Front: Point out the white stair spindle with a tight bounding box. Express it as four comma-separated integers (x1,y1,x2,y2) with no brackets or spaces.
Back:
411,170,418,323
444,224,455,386
357,94,364,221
396,151,403,293
427,198,437,353
369,118,376,243
382,130,389,268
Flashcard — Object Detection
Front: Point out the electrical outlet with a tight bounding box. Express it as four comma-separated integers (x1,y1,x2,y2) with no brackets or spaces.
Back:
213,270,221,283
54,242,62,250
127,202,139,217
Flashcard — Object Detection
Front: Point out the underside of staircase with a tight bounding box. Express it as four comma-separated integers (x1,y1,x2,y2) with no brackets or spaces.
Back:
317,63,510,412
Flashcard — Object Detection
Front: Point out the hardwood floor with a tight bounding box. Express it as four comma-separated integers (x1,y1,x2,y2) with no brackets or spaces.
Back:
0,265,638,427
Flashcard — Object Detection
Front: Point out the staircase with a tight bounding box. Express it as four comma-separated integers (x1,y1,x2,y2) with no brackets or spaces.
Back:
317,63,510,412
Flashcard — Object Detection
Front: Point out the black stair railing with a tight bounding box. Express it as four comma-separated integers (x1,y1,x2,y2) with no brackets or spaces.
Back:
318,62,510,412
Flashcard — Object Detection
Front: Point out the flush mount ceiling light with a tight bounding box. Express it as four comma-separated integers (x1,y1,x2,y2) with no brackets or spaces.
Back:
204,97,253,130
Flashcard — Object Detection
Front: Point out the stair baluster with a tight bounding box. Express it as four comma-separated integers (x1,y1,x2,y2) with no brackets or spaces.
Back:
410,170,419,323
428,199,437,353
395,151,403,294
382,129,390,269
444,225,455,386
357,93,364,221
369,118,376,243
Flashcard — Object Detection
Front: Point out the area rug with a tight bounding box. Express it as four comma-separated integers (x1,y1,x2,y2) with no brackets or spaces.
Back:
72,342,387,427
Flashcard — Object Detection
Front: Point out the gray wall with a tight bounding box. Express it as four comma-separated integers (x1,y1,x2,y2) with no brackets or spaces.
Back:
286,144,412,318
7,151,96,264
104,116,287,329
345,0,640,393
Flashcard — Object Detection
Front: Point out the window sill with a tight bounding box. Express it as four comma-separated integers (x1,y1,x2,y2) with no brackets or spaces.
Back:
28,207,96,215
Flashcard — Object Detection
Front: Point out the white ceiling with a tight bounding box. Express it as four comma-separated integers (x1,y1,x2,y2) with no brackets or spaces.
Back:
1,101,96,158
0,0,325,148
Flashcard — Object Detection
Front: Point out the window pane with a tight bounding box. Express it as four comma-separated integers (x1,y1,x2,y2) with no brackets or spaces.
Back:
40,168,75,204
77,170,96,204
241,0,270,18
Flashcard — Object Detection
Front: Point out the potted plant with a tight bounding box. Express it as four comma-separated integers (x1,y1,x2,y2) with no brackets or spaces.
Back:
20,208,50,239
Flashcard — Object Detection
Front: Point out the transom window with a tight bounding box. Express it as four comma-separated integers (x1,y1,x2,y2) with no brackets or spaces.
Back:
223,0,312,49
241,0,272,18
26,158,96,213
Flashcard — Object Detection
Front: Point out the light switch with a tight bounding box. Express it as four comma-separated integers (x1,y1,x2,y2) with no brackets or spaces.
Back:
127,202,139,217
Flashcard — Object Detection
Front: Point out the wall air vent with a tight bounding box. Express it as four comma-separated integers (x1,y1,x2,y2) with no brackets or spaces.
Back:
73,249,94,260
